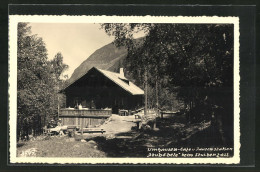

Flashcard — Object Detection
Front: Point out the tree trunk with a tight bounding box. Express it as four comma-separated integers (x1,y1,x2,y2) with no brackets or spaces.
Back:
81,116,84,139
153,77,159,130
57,94,60,120
189,101,192,123
144,69,148,116
155,78,159,114
17,124,20,142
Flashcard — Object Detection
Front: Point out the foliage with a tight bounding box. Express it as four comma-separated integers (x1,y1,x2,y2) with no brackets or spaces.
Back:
17,23,68,140
101,23,234,144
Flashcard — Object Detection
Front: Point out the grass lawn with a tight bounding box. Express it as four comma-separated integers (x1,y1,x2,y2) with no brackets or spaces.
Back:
17,136,106,157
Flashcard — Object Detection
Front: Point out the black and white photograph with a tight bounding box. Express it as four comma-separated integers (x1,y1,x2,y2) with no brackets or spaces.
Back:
9,16,240,164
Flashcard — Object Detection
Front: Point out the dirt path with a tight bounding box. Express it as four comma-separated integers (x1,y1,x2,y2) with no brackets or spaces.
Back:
100,114,137,134
76,114,138,139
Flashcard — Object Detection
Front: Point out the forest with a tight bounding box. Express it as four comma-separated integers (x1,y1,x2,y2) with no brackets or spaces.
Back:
101,23,234,145
17,23,68,140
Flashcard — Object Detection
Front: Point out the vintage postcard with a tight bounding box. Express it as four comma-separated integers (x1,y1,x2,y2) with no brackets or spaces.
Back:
9,15,240,164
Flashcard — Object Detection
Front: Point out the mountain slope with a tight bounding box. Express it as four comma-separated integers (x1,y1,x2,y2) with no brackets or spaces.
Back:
68,42,127,85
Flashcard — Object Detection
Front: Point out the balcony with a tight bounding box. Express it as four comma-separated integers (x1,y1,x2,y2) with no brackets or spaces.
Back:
59,108,112,118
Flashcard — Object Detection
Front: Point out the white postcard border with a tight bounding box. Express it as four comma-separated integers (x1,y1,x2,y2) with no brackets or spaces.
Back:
9,15,240,164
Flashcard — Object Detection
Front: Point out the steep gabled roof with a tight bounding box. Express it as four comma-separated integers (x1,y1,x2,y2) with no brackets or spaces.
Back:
62,67,144,95
96,68,144,95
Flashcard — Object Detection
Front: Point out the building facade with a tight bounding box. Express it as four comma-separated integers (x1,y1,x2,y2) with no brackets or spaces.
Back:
61,67,144,114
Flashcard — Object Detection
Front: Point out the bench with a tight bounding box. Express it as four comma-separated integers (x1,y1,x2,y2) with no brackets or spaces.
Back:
78,128,106,134
160,111,177,119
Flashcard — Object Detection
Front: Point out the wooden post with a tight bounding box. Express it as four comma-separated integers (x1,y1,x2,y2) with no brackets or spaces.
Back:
138,121,142,130
81,112,83,138
153,120,156,129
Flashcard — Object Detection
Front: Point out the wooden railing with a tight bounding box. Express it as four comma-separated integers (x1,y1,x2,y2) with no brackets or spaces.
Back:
59,109,112,118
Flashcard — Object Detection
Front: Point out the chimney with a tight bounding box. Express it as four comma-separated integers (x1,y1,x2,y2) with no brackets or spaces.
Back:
119,68,124,78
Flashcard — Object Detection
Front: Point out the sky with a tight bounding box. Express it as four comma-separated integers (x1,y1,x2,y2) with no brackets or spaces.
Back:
29,23,145,78
29,23,115,78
